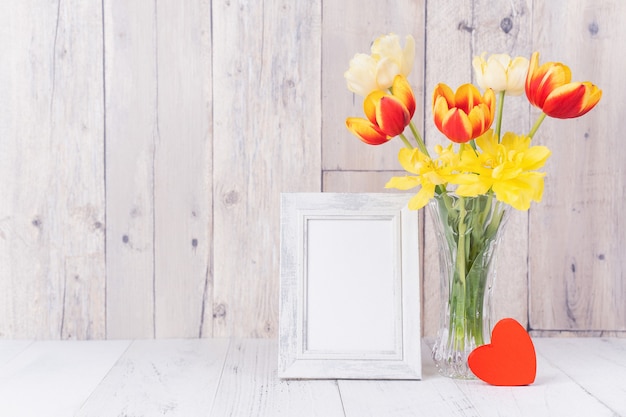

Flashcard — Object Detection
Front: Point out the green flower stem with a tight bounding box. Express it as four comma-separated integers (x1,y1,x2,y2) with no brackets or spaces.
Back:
398,133,414,149
495,90,506,142
528,112,547,139
408,121,430,157
479,192,494,226
485,204,504,240
456,198,468,287
451,197,468,351
442,194,507,355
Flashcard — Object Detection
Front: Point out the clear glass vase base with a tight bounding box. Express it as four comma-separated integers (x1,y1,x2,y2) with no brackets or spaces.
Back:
427,191,510,380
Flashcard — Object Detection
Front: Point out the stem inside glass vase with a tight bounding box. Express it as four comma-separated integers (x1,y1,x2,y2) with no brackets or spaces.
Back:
429,191,509,379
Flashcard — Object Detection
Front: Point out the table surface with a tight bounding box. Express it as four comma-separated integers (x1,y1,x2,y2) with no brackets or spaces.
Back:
0,337,624,416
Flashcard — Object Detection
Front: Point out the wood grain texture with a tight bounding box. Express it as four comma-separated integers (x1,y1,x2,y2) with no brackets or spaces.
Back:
534,338,626,416
211,0,322,338
0,0,105,339
77,339,229,416
0,338,623,415
322,171,407,193
339,343,477,417
0,341,33,367
528,0,626,331
0,340,130,417
153,0,212,338
103,0,157,339
210,339,345,417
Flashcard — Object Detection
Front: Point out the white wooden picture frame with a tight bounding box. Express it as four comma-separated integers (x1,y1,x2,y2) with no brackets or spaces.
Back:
278,193,421,380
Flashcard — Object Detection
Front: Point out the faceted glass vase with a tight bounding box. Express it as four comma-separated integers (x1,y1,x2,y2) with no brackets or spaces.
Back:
427,191,510,379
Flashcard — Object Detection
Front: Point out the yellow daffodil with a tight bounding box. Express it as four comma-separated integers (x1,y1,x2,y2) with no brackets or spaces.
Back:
345,34,415,97
525,52,602,119
472,53,529,96
385,145,474,209
457,130,551,210
385,148,443,210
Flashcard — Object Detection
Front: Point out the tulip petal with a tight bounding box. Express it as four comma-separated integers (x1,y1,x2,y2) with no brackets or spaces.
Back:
376,58,402,90
363,90,386,124
507,56,530,96
376,96,410,136
542,82,595,119
483,88,496,117
441,108,473,143
401,35,416,76
391,75,416,118
346,117,389,145
526,52,572,108
467,103,495,139
542,87,584,118
580,82,603,115
432,83,455,109
454,84,482,113
535,63,571,105
483,58,508,92
433,96,450,133
344,53,378,97
525,52,539,90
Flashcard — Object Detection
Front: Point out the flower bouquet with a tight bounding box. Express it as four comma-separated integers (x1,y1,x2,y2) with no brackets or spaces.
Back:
344,34,602,378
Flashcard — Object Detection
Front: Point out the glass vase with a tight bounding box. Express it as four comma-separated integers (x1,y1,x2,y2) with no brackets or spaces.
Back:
428,191,510,379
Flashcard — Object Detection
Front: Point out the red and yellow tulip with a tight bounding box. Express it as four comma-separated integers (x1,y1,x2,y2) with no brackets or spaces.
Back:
525,52,602,119
346,75,416,145
432,83,496,144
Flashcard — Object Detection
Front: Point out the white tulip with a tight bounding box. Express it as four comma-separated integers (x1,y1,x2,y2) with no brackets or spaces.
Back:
345,34,416,97
472,53,529,96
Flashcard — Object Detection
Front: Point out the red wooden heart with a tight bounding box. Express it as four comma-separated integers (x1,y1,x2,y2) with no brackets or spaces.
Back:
468,318,536,386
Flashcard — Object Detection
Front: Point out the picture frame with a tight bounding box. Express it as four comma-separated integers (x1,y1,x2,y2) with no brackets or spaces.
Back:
278,193,421,380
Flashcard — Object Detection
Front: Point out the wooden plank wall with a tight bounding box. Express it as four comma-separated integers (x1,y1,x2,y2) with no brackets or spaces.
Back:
0,0,623,339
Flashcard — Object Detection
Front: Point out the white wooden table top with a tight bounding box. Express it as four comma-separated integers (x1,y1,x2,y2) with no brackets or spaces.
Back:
0,338,624,416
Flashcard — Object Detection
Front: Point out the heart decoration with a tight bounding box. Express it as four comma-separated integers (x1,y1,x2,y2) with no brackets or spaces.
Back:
468,318,537,386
